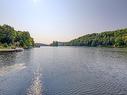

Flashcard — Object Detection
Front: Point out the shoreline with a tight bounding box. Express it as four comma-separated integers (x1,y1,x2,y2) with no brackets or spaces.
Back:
0,48,24,52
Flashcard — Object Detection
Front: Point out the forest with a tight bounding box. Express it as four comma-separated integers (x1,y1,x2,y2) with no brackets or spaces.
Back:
0,24,34,49
65,28,127,47
51,28,127,47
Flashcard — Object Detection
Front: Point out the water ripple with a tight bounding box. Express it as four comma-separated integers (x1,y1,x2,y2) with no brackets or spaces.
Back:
0,63,26,76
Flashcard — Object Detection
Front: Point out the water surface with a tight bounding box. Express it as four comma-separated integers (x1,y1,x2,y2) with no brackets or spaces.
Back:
0,47,127,95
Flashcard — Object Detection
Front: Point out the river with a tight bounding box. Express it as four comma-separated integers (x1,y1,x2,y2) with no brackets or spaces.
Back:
0,47,127,95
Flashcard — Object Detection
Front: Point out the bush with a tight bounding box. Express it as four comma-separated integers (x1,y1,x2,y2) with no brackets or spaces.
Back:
3,43,8,48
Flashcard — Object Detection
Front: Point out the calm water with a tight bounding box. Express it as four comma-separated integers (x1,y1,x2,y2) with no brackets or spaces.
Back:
0,47,127,95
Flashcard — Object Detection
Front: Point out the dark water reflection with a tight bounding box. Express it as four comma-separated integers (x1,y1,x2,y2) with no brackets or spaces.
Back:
0,47,127,95
0,52,17,67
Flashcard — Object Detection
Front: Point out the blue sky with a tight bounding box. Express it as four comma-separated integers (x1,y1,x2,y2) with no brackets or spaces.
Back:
0,0,127,44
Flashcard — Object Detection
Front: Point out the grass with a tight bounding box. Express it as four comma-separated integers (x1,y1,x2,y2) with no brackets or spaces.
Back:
0,45,16,49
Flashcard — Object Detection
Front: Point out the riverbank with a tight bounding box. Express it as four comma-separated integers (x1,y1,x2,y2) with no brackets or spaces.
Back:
0,48,24,52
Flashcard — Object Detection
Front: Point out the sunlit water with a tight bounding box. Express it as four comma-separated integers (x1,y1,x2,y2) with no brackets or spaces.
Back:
0,47,127,95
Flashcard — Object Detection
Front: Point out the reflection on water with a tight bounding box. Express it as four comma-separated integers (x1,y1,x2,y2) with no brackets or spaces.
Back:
0,47,127,95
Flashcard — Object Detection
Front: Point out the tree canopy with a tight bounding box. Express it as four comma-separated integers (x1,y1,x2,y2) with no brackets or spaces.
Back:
54,28,127,48
0,24,34,48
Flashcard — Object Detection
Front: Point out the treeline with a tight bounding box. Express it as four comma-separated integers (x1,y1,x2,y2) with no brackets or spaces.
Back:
65,28,127,47
51,28,127,47
0,24,34,49
50,41,65,46
35,43,49,47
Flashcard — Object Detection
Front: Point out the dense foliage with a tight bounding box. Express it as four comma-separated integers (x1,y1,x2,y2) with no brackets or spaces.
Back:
0,24,34,48
50,41,58,46
64,28,127,47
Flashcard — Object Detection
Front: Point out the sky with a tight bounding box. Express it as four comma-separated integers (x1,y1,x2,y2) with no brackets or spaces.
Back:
0,0,127,44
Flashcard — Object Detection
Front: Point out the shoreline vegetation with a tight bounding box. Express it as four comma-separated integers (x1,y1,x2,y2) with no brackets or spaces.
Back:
0,24,34,51
50,28,127,48
1,24,127,49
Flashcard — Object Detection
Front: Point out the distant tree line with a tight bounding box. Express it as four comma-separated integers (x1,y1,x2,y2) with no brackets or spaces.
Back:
0,24,34,49
50,41,65,46
51,28,127,47
50,41,58,46
35,43,48,47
